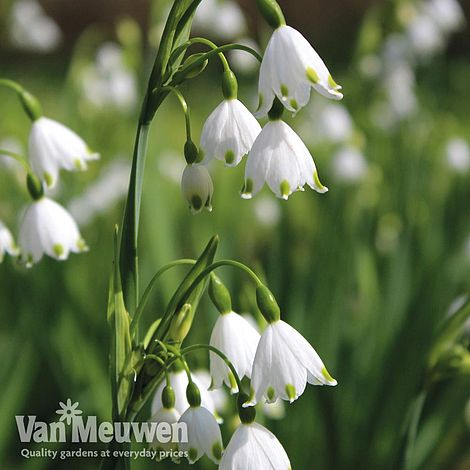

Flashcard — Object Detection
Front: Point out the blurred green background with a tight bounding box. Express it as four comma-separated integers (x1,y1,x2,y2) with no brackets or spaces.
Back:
1,0,470,468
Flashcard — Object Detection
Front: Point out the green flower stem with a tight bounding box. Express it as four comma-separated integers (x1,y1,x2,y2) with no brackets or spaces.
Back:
171,43,262,84
159,86,193,140
165,343,193,382
156,259,263,342
0,149,30,172
182,343,243,392
0,78,42,120
144,353,171,386
0,78,24,94
130,259,196,337
187,37,232,71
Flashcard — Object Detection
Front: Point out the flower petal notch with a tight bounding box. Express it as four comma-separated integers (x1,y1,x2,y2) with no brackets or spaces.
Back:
242,120,328,199
18,197,88,266
247,319,337,406
29,117,99,188
257,25,343,117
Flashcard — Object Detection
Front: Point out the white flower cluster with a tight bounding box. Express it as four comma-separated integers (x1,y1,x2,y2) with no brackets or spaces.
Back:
150,275,336,468
1,114,98,266
181,20,343,212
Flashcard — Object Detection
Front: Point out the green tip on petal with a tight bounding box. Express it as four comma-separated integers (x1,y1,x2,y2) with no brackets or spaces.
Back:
228,371,238,393
328,74,341,90
241,178,253,199
77,238,88,252
290,99,299,111
256,93,264,112
188,448,198,463
191,195,203,212
306,67,320,84
212,441,223,461
74,158,85,170
267,386,275,401
322,366,337,385
285,384,296,402
280,180,290,200
44,172,54,188
225,150,235,165
53,244,64,258
313,170,328,194
280,84,289,98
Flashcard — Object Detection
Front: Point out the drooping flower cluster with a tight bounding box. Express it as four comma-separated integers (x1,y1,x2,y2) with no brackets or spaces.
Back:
0,84,98,266
149,272,336,467
180,0,343,211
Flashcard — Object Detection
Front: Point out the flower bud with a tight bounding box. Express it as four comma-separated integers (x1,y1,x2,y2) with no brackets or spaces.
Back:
221,70,238,100
173,54,209,83
256,0,286,29
186,381,202,407
256,285,281,323
168,303,193,342
184,140,199,164
161,385,176,409
181,164,214,214
26,173,44,201
209,274,232,314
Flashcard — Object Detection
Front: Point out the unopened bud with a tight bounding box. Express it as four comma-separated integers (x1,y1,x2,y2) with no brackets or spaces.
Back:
181,164,214,214
209,274,232,314
256,285,281,323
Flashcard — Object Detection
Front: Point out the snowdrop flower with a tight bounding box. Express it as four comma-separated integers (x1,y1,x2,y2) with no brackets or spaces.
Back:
0,221,19,262
247,319,337,406
9,0,62,53
446,137,470,173
200,99,261,167
242,113,328,200
424,0,465,35
257,24,342,117
178,383,223,464
181,164,213,214
29,117,99,188
220,421,290,469
151,370,217,418
19,197,87,266
209,312,261,392
332,146,368,183
149,385,181,459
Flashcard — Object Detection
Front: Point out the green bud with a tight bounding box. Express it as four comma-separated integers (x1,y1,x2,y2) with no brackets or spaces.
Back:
237,393,256,424
184,140,199,164
222,70,238,100
256,0,286,29
256,285,280,323
26,173,44,201
162,385,176,409
209,274,232,314
19,90,42,121
168,303,193,342
267,98,284,121
186,381,201,407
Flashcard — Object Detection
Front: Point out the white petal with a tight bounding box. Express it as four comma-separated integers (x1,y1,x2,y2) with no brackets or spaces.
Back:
18,197,86,265
201,99,261,167
0,221,19,261
29,117,99,187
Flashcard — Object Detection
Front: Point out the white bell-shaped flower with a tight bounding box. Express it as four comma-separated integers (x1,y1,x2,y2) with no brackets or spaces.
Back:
0,221,20,262
149,407,180,458
242,120,327,200
18,197,87,266
29,117,99,188
181,164,214,214
209,312,261,393
257,25,342,117
219,421,291,470
200,99,261,167
246,319,337,406
151,371,217,418
178,405,223,464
